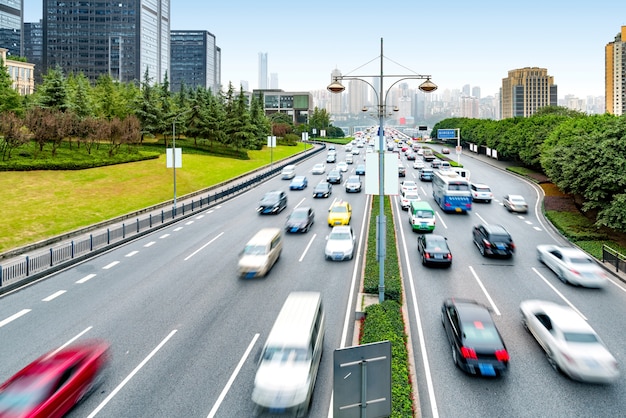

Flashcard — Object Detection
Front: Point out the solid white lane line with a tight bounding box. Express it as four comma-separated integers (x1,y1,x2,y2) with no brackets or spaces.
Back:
435,210,448,229
531,268,587,320
144,241,156,247
0,309,31,328
207,333,260,418
184,232,224,261
102,261,119,270
87,330,178,418
125,251,139,257
469,266,501,316
299,234,317,262
76,273,97,284
42,290,66,302
49,327,93,356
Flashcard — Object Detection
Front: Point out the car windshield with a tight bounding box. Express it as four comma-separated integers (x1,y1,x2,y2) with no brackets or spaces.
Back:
490,234,509,242
263,346,310,362
315,184,328,191
462,321,501,345
243,245,267,255
511,197,525,203
476,187,490,192
563,332,599,343
568,257,594,265
260,194,279,204
0,375,54,414
427,238,447,249
330,232,351,240
416,211,433,219
331,206,347,213
404,194,419,200
290,211,307,220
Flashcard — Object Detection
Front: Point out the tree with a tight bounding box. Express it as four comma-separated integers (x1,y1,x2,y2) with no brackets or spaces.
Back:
37,66,69,111
134,68,162,143
0,112,28,160
25,107,58,152
0,57,24,115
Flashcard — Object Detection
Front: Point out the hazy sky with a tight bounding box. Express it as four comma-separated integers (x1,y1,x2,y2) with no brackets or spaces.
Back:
24,1,625,99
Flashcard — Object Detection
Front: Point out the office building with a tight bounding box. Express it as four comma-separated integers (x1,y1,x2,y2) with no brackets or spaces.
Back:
252,89,313,126
43,1,170,84
23,21,43,84
605,25,626,116
0,0,22,57
170,30,220,93
270,73,278,89
500,67,557,119
258,52,268,89
1,47,35,94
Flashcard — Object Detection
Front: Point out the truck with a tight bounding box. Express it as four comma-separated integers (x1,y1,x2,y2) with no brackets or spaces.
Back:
423,148,435,161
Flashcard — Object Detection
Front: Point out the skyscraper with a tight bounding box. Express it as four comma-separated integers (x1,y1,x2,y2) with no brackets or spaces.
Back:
43,1,170,84
170,30,220,93
0,0,22,57
258,52,268,89
23,21,43,84
500,67,557,119
605,26,626,116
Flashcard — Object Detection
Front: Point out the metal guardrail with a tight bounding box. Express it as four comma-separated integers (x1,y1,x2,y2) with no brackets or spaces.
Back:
602,244,626,275
0,143,325,294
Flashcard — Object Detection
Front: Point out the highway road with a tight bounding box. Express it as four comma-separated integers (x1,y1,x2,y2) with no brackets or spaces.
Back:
1,141,625,418
398,146,626,418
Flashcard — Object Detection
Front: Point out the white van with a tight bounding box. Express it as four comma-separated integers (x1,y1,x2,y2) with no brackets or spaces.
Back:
281,165,297,180
252,292,325,417
238,228,282,278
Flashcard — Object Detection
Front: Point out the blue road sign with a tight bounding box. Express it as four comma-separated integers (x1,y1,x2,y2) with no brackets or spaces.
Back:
437,129,456,139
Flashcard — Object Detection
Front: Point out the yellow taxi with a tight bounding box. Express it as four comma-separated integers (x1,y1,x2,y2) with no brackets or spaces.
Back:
327,201,352,226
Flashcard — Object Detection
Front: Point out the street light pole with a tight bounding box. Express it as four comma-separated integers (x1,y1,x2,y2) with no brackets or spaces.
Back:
327,38,437,303
171,108,194,215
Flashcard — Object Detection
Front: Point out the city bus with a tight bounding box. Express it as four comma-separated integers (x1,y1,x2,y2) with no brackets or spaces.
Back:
432,170,472,213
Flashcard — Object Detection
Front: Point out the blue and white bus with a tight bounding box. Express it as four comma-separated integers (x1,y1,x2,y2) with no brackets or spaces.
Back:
432,170,472,213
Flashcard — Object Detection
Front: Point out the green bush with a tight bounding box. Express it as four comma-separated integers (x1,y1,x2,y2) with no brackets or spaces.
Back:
360,301,413,417
544,210,608,241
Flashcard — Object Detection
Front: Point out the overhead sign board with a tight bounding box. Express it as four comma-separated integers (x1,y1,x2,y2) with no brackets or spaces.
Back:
437,129,456,139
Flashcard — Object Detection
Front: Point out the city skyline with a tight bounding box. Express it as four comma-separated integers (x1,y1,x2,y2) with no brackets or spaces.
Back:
23,1,624,100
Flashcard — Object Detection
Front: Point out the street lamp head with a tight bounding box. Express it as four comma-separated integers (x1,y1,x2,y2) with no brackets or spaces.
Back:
361,106,368,112
327,80,346,94
418,79,438,93
393,106,399,112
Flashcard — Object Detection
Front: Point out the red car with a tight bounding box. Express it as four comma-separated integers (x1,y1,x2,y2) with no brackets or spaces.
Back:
0,340,110,418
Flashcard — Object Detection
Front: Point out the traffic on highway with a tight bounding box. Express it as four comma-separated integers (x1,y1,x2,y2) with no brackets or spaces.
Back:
1,132,625,417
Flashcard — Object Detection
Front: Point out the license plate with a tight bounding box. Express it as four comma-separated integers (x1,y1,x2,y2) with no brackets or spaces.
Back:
269,408,285,413
245,272,257,279
290,227,299,232
478,363,496,376
455,208,461,212
435,254,443,259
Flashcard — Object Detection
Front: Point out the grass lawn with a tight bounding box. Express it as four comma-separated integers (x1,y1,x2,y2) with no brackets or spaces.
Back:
1,145,305,253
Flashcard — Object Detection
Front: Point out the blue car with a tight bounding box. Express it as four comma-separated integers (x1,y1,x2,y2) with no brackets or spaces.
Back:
355,164,366,175
289,175,308,190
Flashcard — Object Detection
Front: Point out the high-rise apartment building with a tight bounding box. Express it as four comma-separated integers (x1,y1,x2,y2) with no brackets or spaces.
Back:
170,30,220,93
500,67,557,119
0,0,22,57
43,1,170,84
605,26,626,116
258,52,268,89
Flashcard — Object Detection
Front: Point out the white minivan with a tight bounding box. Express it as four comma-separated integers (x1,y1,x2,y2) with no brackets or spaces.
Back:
238,228,282,278
252,292,325,417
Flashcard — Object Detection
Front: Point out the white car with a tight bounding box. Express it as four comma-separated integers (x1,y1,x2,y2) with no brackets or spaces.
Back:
311,163,326,175
537,245,608,287
413,160,425,170
399,190,420,210
337,162,349,172
503,194,528,213
324,226,355,261
470,183,493,203
400,180,418,194
520,299,619,383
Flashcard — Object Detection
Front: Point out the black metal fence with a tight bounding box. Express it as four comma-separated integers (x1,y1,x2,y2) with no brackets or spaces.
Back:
0,144,324,293
602,244,626,275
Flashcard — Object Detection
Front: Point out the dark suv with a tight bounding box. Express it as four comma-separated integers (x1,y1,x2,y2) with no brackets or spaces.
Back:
472,224,515,257
257,190,287,214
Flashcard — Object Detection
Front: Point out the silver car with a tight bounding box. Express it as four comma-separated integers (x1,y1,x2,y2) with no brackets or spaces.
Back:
324,226,355,261
536,245,608,287
503,194,528,213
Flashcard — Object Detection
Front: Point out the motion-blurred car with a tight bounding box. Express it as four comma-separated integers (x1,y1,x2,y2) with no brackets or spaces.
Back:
312,182,332,198
419,168,434,181
400,190,420,210
441,299,509,376
536,245,608,288
0,340,110,418
258,190,287,214
326,153,336,163
413,160,425,170
311,163,326,175
398,164,406,177
520,299,619,383
418,234,452,267
431,160,442,169
345,175,362,193
327,201,352,226
355,164,366,175
470,183,493,203
289,176,308,190
472,224,515,258
503,194,528,213
337,162,349,172
406,151,416,160
400,180,418,194
326,170,343,184
442,147,451,154
285,207,315,233
324,226,356,261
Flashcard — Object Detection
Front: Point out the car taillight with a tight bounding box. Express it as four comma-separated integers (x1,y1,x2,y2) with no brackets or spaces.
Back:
446,253,452,260
561,352,575,364
509,242,515,250
483,240,491,248
568,268,581,276
461,347,477,359
495,349,509,362
425,253,431,259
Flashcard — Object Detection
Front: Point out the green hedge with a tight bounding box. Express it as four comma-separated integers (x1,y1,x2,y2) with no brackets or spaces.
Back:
360,301,413,417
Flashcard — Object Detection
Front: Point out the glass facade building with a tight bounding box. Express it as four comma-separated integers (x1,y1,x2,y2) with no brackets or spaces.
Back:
42,0,170,84
0,0,22,57
170,30,220,93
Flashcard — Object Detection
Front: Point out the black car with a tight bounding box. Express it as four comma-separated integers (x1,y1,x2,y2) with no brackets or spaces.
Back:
327,169,343,184
417,234,452,267
345,175,362,193
313,182,332,198
472,224,515,258
285,207,315,233
441,298,510,376
257,190,287,214
398,164,406,177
